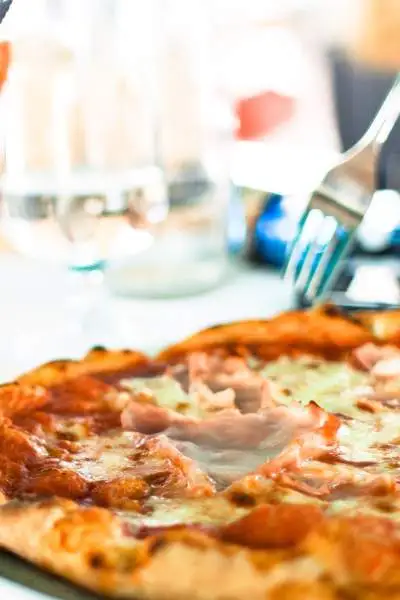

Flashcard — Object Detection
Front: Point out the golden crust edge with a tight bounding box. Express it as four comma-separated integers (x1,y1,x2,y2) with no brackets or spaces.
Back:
0,304,397,417
0,498,398,600
0,348,151,417
0,498,338,600
9,306,400,388
0,498,142,597
16,347,150,387
157,306,400,362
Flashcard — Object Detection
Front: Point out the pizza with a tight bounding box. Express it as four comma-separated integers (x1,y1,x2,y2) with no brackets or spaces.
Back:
1,305,400,599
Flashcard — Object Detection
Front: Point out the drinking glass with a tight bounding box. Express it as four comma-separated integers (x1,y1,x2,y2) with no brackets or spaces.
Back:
106,0,233,297
0,0,169,355
0,0,233,360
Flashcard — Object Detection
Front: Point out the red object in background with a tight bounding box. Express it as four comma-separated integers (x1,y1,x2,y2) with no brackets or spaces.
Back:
235,90,295,140
0,42,10,91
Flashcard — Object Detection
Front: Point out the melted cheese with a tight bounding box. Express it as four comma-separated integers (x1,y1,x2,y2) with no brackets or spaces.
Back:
260,355,400,467
336,411,400,469
70,432,141,481
121,479,327,529
120,376,203,418
261,356,371,417
122,496,249,528
327,495,400,523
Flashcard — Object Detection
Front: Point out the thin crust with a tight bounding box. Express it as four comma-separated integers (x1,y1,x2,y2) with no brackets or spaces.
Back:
17,347,150,387
0,348,150,420
0,498,143,597
0,498,398,600
157,306,400,363
0,498,338,600
357,309,400,343
10,306,400,389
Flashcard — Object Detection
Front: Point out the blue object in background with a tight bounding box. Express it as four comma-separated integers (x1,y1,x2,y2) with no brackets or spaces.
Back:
253,193,297,267
228,185,400,269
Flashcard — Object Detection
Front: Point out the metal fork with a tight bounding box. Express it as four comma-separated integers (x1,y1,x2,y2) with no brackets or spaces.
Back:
284,73,400,304
0,1,12,24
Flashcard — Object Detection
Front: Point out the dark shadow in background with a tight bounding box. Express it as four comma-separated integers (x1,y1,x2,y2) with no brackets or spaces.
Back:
0,0,12,24
329,51,400,191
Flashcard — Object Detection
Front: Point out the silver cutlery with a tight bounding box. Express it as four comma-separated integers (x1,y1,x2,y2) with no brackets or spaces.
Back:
284,73,400,303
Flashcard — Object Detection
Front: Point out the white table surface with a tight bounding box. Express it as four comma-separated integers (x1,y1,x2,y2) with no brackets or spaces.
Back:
0,253,293,381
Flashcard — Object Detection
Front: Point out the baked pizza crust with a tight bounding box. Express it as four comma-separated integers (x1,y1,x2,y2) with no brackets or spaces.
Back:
17,347,150,387
8,305,400,389
0,498,143,597
357,309,400,342
0,498,339,600
0,498,398,600
0,347,150,420
157,305,400,362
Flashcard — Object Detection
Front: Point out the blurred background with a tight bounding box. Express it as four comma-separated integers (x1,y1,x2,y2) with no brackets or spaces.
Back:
0,0,398,373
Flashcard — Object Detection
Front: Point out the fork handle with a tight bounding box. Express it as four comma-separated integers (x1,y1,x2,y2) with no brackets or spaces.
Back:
363,73,400,150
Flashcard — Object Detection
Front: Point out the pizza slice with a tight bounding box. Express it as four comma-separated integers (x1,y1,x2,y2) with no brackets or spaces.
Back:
0,306,399,599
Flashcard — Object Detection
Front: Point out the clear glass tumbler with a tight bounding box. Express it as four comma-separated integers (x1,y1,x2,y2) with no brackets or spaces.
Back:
0,0,169,352
106,0,234,297
1,0,233,307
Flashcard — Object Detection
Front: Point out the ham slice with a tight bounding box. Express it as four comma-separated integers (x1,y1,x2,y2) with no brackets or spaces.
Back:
146,434,216,497
274,463,397,499
227,452,397,501
170,352,275,413
352,343,400,375
114,431,216,497
189,383,236,413
350,343,400,407
121,387,336,489
372,357,400,380
123,352,384,496
356,391,400,411
121,399,172,434
121,389,323,450
257,403,340,479
168,402,320,450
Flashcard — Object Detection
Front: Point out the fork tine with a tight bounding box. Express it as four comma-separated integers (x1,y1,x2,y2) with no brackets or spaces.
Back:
283,209,311,283
304,218,339,301
293,231,323,293
284,207,322,283
306,225,355,302
316,229,355,300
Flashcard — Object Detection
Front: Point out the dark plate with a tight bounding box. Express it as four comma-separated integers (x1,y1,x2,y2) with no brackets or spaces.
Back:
0,551,104,600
